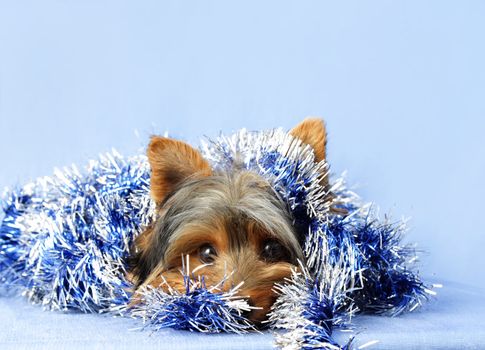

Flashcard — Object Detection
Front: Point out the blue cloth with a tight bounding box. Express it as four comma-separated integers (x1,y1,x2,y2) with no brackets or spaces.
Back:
335,279,485,349
1,278,484,349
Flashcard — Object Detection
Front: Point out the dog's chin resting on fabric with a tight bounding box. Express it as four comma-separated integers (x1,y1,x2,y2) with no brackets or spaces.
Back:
128,118,328,324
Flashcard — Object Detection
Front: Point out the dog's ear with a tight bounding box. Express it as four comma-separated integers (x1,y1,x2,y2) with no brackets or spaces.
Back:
289,118,327,163
147,137,212,204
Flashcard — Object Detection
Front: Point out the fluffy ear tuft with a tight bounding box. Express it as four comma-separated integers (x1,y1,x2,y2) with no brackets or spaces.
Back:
147,137,212,204
289,117,327,163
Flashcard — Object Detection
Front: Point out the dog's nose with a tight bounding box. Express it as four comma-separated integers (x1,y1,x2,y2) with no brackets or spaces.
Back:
241,298,254,319
242,309,252,319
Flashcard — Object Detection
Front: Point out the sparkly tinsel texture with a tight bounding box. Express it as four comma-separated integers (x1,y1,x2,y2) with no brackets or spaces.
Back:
0,129,433,349
0,151,154,311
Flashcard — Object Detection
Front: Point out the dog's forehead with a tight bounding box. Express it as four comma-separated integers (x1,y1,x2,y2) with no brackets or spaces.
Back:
167,170,278,208
159,169,302,253
161,171,281,231
198,169,272,190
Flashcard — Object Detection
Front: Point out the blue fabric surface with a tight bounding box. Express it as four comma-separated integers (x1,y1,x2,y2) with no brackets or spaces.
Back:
1,279,484,349
334,280,485,349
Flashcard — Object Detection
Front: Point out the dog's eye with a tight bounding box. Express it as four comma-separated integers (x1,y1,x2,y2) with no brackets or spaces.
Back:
261,239,291,263
199,244,217,264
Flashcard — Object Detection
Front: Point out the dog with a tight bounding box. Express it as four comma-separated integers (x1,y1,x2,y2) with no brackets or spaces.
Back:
128,118,328,323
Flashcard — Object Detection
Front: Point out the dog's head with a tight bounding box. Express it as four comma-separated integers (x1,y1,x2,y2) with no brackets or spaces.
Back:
129,118,327,323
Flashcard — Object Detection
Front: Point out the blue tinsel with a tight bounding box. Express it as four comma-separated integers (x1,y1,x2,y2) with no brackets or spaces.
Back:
0,129,433,349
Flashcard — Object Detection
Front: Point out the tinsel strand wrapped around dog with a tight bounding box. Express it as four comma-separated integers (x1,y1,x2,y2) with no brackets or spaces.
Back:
0,128,434,349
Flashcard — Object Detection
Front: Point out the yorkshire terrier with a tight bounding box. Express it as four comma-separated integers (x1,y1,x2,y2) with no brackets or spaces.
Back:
129,118,328,323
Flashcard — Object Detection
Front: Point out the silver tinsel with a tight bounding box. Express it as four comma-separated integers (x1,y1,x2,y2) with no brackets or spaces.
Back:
0,129,432,348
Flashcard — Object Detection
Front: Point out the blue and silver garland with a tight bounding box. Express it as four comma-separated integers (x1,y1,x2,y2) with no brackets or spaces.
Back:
0,129,434,349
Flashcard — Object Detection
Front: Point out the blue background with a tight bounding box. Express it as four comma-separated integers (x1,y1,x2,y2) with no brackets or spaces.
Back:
0,0,484,290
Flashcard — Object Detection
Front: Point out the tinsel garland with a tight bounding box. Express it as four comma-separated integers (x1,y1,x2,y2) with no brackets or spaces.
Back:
0,129,434,349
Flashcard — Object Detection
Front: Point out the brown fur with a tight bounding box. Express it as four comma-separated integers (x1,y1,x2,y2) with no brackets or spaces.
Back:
290,117,327,162
141,220,295,323
147,137,212,204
